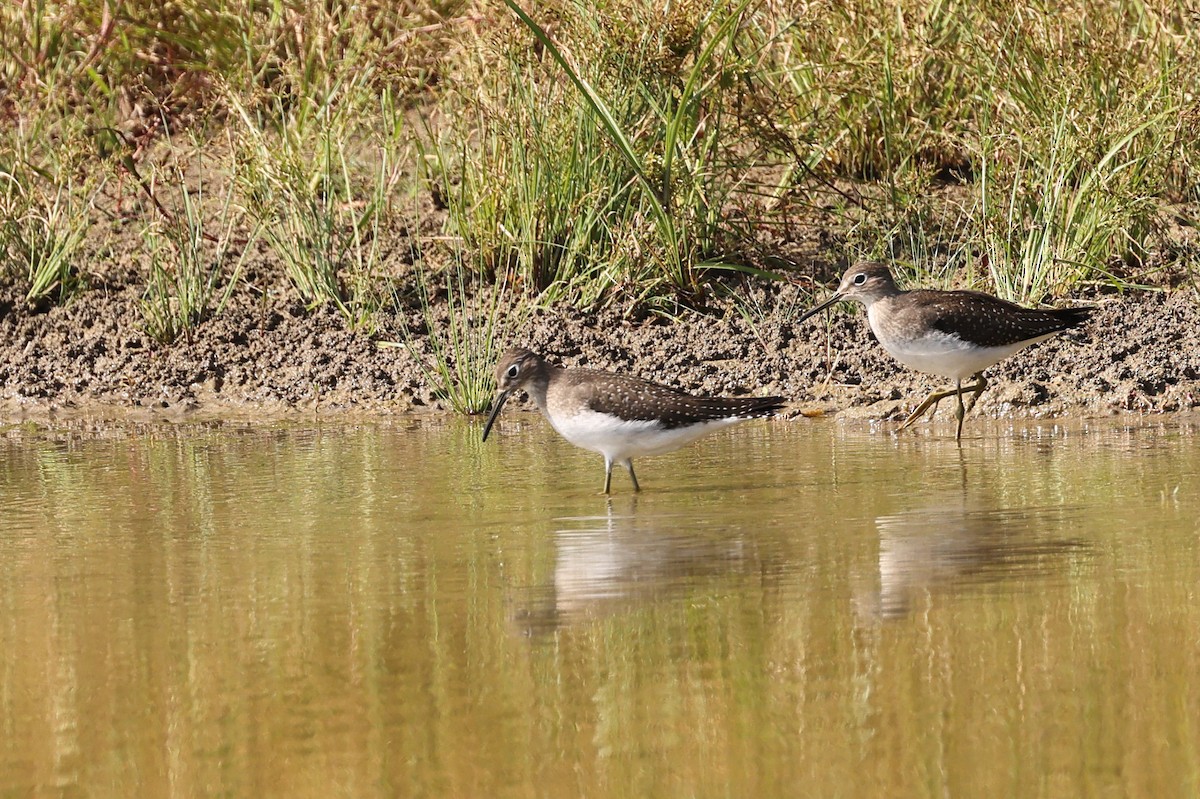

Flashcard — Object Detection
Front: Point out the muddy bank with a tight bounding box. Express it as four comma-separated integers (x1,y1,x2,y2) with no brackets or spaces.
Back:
2,263,1198,426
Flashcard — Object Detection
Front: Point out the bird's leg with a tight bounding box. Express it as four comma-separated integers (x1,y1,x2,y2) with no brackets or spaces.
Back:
899,385,961,430
625,460,640,493
603,457,613,495
954,379,965,442
901,371,991,433
962,372,988,414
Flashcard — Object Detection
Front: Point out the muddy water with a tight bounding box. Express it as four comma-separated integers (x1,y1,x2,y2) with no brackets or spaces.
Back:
1,416,1198,798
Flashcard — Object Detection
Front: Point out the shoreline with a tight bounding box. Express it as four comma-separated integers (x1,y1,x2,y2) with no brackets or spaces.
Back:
3,277,1198,428
2,397,1197,433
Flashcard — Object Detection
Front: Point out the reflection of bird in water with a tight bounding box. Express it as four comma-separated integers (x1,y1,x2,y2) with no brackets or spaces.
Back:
861,502,1088,620
511,503,754,636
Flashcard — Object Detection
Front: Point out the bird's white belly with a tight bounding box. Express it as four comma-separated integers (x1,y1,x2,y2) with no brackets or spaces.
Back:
880,330,1054,380
549,409,741,463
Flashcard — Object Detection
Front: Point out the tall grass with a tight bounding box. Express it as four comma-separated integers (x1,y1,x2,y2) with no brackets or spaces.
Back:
0,118,96,305
1,0,1198,330
1,0,447,320
434,0,777,310
140,155,251,344
230,82,405,329
385,249,528,415
765,0,1196,293
18,182,89,305
0,1,459,126
974,105,1169,304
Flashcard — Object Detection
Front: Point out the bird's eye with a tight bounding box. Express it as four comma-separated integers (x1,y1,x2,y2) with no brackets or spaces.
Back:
505,364,519,379
852,273,867,286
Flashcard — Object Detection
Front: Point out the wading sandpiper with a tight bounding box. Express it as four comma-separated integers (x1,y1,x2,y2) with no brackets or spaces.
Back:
797,261,1093,440
482,348,785,493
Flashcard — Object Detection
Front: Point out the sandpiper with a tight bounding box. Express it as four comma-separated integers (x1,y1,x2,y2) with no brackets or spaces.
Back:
482,348,785,493
796,261,1093,440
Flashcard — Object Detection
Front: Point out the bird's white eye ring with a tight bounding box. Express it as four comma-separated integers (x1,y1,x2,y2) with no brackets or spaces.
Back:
852,273,867,286
506,364,519,379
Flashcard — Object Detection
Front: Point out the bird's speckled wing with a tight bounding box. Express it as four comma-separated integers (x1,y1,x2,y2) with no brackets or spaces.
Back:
902,290,1092,347
563,369,784,430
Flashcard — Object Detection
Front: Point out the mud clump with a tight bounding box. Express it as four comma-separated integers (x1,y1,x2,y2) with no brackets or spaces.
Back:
2,270,1199,424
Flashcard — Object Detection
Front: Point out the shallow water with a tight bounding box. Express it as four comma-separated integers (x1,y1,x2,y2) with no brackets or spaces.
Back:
1,415,1198,798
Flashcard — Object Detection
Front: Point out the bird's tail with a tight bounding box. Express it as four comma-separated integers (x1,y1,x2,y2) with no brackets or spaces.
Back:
723,395,787,419
1051,306,1094,329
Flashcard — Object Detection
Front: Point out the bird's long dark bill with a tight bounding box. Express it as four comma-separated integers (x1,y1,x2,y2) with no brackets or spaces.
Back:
481,390,511,441
794,292,845,325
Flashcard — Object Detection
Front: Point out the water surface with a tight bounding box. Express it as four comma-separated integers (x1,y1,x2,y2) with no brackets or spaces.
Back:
1,416,1198,797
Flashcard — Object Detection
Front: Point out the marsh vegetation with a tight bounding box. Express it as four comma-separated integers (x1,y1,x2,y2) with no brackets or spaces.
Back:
1,0,1197,412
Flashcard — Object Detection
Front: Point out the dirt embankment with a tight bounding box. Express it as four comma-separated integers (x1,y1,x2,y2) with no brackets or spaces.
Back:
2,248,1198,425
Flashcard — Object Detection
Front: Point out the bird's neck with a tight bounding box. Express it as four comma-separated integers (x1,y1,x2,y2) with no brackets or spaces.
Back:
523,363,555,410
859,283,904,310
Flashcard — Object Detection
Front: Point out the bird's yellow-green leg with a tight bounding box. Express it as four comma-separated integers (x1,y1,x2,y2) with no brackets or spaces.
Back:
899,375,988,432
602,458,640,494
963,373,988,414
954,379,966,441
899,387,958,429
626,461,640,493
